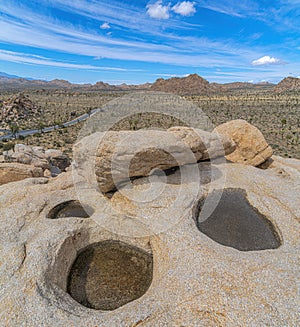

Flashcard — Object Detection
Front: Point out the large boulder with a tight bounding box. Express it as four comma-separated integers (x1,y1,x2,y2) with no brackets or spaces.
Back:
215,119,273,166
0,154,299,326
6,144,49,170
73,127,236,193
45,149,70,171
0,162,44,185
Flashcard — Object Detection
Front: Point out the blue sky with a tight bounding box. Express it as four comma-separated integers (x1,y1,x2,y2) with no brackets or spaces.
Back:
0,0,299,84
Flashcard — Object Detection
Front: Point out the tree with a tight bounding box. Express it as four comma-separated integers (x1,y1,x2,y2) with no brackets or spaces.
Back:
37,121,45,134
9,122,19,138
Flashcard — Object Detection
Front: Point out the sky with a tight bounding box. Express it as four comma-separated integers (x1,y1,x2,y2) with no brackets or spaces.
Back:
0,0,299,84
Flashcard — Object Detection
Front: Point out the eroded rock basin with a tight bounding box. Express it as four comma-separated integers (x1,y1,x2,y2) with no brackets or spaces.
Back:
67,240,153,311
47,200,92,219
196,188,281,251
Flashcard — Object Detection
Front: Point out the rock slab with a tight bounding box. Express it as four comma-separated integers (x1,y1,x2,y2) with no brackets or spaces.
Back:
73,127,236,193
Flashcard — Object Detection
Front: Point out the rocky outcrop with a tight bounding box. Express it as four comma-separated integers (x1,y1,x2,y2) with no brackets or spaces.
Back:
275,76,300,93
0,153,299,325
0,162,43,185
3,144,70,180
45,149,71,171
215,119,273,166
150,74,221,95
73,127,236,193
0,93,41,129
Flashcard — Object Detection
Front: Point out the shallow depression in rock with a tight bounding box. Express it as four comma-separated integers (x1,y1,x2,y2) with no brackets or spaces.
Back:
67,240,153,311
196,188,281,251
47,200,93,219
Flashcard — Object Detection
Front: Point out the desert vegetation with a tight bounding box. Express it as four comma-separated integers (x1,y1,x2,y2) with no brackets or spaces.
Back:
186,92,300,159
0,89,299,159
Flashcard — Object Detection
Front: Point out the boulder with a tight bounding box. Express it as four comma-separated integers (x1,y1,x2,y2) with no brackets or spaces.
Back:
45,149,70,171
214,119,273,166
0,162,44,185
3,144,70,173
0,155,299,326
73,127,235,193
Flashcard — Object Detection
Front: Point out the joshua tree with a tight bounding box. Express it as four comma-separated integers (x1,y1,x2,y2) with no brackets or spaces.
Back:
37,121,45,134
9,122,19,138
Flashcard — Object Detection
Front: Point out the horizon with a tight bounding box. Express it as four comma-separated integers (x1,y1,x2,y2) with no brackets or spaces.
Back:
1,1,299,85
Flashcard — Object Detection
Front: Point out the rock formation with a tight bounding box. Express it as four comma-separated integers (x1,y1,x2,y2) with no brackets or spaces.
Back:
0,162,43,184
275,76,300,93
0,156,299,325
73,127,235,193
0,93,41,129
150,74,221,95
215,119,273,166
0,144,70,184
0,123,299,326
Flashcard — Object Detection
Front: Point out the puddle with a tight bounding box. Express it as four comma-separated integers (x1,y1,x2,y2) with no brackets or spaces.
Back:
196,188,281,251
67,240,153,310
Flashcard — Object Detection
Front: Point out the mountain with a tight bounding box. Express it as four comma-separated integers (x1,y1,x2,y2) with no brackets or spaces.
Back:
0,72,36,81
0,93,41,129
150,74,221,95
0,72,151,91
275,77,300,93
0,72,21,79
0,71,297,94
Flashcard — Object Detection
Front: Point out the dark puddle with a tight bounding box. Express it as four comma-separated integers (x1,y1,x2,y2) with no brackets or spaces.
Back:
67,240,153,311
196,188,281,251
47,200,93,219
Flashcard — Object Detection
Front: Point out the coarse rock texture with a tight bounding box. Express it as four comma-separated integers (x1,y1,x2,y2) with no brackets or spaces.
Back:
3,144,70,179
45,149,71,172
0,154,299,326
215,119,273,166
275,76,300,93
73,127,235,193
0,162,43,185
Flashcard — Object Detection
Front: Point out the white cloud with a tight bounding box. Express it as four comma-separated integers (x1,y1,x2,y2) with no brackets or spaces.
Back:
172,1,196,16
100,22,110,29
251,55,283,66
147,1,170,19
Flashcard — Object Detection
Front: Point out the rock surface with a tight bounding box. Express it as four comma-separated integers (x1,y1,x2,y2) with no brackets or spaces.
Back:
2,144,70,181
215,119,273,166
73,127,235,193
0,162,43,185
0,154,299,326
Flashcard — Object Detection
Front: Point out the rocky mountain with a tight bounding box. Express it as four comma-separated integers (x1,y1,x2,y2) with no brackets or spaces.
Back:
150,74,221,95
0,71,298,94
0,73,151,91
221,81,274,92
0,71,21,79
275,77,300,92
0,93,41,129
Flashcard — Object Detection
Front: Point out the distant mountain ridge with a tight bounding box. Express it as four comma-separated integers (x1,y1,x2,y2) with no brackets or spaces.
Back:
0,72,298,94
274,77,300,93
0,71,35,81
